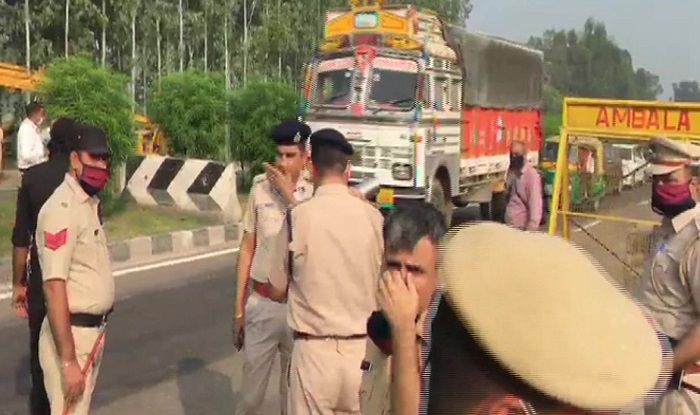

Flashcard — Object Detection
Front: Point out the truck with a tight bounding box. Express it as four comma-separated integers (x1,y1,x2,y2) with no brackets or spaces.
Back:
301,0,544,223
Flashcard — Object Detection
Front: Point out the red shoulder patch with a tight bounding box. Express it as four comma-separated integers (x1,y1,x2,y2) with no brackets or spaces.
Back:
44,229,68,251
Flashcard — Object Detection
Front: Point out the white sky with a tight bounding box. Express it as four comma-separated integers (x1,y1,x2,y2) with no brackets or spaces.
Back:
467,0,700,100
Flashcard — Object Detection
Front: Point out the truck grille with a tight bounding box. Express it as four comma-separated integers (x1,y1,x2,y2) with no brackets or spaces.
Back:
351,144,412,170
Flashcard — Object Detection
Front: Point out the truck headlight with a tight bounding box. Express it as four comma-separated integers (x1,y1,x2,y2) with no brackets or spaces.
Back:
392,163,413,181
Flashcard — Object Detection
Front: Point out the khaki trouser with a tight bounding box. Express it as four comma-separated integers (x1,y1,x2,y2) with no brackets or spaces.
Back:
39,319,105,415
238,292,292,415
646,374,700,415
288,337,366,415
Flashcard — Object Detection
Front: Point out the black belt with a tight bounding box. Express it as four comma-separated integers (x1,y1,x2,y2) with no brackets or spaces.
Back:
293,331,366,341
70,308,113,328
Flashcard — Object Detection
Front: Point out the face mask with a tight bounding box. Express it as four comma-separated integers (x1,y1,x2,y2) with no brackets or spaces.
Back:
78,161,110,196
651,181,696,218
510,154,525,170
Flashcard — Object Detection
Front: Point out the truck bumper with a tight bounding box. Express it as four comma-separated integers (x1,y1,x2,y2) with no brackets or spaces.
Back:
374,186,427,215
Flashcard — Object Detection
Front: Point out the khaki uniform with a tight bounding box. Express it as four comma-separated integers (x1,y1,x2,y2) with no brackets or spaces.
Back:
239,174,313,415
359,313,427,415
269,184,384,415
36,174,114,415
640,205,700,415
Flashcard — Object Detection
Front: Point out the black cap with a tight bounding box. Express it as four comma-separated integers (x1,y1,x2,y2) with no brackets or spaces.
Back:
48,118,77,154
271,120,311,146
310,128,354,156
73,124,110,156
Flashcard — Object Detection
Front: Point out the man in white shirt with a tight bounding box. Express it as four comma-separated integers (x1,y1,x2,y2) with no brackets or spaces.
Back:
17,101,47,172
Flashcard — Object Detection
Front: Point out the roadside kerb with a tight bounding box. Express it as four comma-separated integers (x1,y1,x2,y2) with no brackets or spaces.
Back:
0,223,242,288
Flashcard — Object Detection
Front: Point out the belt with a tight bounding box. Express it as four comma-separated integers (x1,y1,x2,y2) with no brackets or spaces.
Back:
252,280,271,298
293,331,367,341
69,308,113,328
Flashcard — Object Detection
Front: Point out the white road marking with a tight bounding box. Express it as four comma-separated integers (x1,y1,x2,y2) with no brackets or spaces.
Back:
0,247,240,301
573,220,601,233
637,200,650,206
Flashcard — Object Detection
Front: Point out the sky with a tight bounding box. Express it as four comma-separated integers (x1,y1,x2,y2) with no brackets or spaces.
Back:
467,0,700,100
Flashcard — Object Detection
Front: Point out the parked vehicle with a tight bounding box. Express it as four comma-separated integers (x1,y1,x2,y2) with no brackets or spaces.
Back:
300,0,544,223
613,144,647,188
540,136,608,212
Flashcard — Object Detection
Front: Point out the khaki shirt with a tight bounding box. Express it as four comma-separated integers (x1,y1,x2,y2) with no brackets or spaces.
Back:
242,174,313,283
639,205,700,340
269,183,384,336
36,174,114,315
359,312,428,415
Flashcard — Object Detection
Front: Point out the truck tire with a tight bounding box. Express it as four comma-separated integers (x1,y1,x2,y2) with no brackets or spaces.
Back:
429,177,453,226
479,202,491,221
490,191,507,224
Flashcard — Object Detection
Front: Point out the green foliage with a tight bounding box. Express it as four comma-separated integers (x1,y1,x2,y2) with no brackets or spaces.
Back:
543,84,563,113
148,70,228,159
229,80,300,188
40,56,136,216
41,56,135,166
543,112,562,138
673,81,700,102
528,18,662,101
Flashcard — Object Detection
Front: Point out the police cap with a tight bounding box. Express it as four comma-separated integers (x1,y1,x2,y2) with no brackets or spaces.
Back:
74,124,110,156
648,136,700,176
310,128,354,156
439,222,663,410
271,119,311,146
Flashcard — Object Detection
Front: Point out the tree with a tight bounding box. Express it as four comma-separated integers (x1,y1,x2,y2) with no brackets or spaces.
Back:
148,70,228,159
528,18,662,101
673,81,700,103
40,56,136,213
229,80,299,187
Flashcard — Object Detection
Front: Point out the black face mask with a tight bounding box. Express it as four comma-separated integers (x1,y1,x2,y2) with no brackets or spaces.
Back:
510,154,525,170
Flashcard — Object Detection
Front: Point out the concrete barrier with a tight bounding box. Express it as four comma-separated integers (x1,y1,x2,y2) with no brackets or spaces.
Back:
122,155,242,223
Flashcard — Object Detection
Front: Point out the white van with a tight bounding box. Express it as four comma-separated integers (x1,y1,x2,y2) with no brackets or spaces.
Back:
613,144,646,188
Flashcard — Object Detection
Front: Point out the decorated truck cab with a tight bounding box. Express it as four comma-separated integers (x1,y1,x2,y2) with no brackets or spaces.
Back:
301,0,544,222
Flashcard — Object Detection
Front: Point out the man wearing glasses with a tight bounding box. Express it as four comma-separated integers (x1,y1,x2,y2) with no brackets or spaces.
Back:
359,202,447,415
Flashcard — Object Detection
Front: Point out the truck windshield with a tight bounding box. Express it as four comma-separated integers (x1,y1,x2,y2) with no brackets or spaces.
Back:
369,58,418,112
314,57,355,107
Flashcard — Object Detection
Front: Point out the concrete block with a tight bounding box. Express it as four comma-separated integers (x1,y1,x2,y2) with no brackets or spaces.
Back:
109,242,131,263
129,237,153,262
224,224,239,242
209,226,225,246
151,234,174,255
171,230,194,253
192,229,210,247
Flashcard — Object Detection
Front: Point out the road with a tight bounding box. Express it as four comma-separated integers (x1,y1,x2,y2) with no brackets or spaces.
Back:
0,184,657,415
0,250,284,415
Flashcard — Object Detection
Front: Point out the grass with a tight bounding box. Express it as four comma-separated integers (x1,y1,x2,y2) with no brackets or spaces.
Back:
102,204,218,241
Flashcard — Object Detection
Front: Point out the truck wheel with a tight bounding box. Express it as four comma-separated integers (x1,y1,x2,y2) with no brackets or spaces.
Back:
479,202,491,221
490,191,507,223
429,178,453,226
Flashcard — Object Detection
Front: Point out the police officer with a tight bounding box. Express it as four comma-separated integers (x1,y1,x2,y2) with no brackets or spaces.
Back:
267,128,384,415
12,117,76,415
359,203,447,415
428,222,665,414
36,124,114,415
638,136,700,414
233,119,314,415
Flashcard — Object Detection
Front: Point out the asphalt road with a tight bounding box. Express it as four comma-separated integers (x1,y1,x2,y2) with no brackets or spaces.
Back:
0,185,656,415
0,250,287,415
